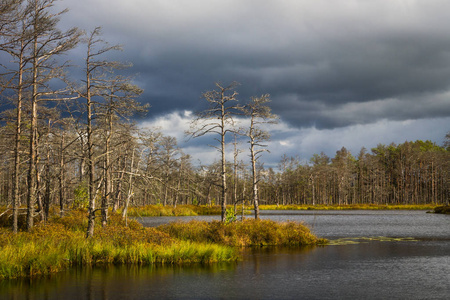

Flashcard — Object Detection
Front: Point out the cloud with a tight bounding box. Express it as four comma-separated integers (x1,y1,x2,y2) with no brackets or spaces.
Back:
266,117,450,166
53,0,450,162
139,111,191,142
139,110,449,168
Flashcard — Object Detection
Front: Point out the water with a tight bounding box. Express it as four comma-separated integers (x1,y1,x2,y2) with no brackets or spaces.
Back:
139,210,450,239
1,210,449,299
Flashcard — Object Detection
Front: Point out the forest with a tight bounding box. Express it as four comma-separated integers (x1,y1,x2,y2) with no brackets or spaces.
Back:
1,0,449,236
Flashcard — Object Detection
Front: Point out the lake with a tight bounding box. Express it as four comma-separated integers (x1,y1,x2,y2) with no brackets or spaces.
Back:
1,210,449,299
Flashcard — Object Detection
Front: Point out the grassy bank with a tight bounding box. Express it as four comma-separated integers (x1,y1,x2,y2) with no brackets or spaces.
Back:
0,209,324,280
258,204,437,211
126,204,438,218
127,205,221,217
0,210,236,280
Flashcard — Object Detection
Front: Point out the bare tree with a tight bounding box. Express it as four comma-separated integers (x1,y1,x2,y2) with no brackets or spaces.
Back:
243,94,277,219
81,27,122,238
1,0,80,231
97,76,145,226
81,27,146,236
0,0,30,233
187,82,241,221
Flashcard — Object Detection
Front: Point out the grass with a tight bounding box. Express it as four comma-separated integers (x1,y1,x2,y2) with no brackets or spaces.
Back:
0,208,324,280
0,210,237,280
120,203,441,219
258,204,438,211
158,219,328,247
127,205,222,217
95,204,441,219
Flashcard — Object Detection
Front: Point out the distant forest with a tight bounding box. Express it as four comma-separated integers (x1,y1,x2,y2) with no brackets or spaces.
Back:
0,1,448,233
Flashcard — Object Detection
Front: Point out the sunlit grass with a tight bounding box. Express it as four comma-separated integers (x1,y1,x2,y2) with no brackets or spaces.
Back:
158,219,328,247
0,206,329,280
127,205,222,217
0,210,238,280
258,204,437,211
126,204,438,217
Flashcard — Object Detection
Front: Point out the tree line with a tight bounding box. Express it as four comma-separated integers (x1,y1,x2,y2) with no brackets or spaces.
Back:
0,1,448,236
262,140,448,207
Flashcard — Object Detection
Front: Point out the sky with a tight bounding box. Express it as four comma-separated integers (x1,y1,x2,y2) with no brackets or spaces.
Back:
54,0,450,168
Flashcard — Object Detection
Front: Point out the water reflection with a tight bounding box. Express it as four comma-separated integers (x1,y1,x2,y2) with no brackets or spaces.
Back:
2,241,449,299
139,210,450,240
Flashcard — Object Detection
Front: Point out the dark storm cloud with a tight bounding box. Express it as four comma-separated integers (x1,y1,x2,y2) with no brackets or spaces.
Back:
57,0,450,130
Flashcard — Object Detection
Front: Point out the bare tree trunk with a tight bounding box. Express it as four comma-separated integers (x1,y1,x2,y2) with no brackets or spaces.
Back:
43,130,51,222
112,153,127,212
250,141,260,220
101,113,113,227
26,22,39,231
122,149,135,221
86,77,95,238
59,133,65,217
221,121,227,221
244,95,277,219
12,40,25,233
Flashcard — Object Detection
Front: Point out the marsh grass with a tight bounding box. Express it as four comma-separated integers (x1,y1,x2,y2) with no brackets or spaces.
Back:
258,204,437,211
126,204,437,217
158,219,328,247
127,205,222,217
0,207,327,280
0,210,238,280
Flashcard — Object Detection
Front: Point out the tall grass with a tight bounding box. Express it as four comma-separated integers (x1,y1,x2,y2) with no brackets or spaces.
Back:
0,207,327,280
0,210,238,280
158,219,327,247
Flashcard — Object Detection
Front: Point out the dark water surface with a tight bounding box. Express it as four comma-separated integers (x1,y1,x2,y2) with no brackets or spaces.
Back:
2,210,449,299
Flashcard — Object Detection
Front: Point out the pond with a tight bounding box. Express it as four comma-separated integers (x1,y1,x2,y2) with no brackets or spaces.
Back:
1,210,449,299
